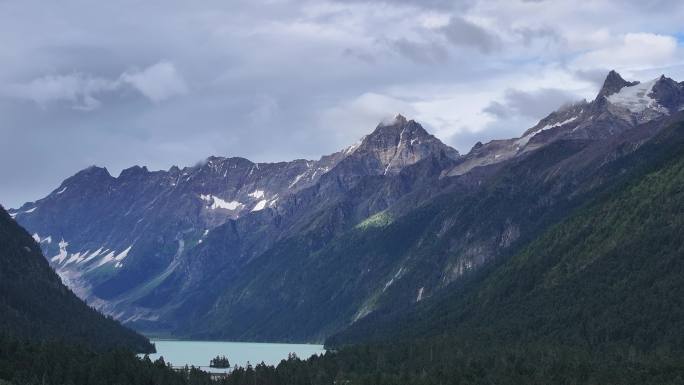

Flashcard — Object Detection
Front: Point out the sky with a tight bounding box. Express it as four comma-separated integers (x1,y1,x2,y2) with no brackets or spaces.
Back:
2,0,684,208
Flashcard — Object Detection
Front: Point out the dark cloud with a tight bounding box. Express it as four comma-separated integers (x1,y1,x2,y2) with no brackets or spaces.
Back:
514,26,564,47
441,16,500,54
483,88,581,120
482,101,510,119
342,48,377,64
390,38,450,64
574,69,611,87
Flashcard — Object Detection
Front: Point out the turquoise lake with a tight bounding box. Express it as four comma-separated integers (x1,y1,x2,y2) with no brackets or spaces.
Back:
145,339,325,373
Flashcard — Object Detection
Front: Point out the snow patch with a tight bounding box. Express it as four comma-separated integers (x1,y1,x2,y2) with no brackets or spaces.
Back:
211,197,242,210
82,247,104,264
607,78,666,113
383,267,405,292
289,172,307,188
56,186,68,194
248,190,265,199
64,251,89,266
416,287,424,302
251,199,267,211
87,245,133,268
344,138,363,155
114,246,132,261
51,239,70,264
200,194,243,210
24,207,37,214
95,250,117,267
517,116,578,147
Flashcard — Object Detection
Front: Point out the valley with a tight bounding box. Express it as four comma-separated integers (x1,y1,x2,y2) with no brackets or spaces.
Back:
2,8,684,380
11,71,684,345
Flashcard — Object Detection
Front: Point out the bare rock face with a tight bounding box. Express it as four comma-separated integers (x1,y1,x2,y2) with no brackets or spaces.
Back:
596,69,639,99
347,114,460,176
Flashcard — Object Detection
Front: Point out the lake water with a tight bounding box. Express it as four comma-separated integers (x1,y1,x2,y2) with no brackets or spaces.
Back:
144,339,325,373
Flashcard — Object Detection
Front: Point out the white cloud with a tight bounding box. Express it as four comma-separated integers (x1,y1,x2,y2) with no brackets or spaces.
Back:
4,73,118,111
419,13,451,29
319,88,499,151
319,93,417,142
3,61,187,110
572,33,678,71
120,61,188,103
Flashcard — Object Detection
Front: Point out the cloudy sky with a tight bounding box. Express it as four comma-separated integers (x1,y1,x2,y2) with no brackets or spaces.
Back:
2,0,684,207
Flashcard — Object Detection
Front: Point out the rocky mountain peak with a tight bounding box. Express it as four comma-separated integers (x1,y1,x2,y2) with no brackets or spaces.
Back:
66,166,113,184
364,115,432,145
118,165,149,179
393,113,408,124
346,115,459,175
597,70,639,99
650,75,684,112
447,71,684,177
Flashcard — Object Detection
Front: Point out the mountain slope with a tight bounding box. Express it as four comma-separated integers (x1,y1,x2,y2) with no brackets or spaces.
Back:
329,119,684,351
0,206,152,352
226,119,684,385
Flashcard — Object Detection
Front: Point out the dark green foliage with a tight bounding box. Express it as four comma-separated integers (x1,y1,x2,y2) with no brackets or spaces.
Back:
216,342,684,385
210,355,230,368
0,333,215,385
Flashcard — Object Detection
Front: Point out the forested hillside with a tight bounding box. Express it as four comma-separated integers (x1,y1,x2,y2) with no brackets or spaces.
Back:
0,206,152,352
0,207,211,385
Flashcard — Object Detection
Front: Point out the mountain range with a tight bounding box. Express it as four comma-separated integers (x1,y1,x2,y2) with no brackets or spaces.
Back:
10,70,684,342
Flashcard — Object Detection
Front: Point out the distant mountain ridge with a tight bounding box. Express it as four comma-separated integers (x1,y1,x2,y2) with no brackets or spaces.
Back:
11,71,684,342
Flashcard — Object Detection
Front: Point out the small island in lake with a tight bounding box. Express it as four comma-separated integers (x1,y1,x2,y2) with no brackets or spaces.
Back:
210,355,230,368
